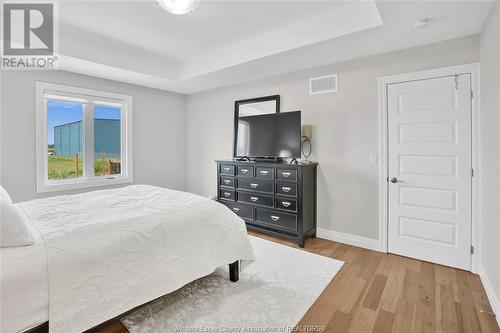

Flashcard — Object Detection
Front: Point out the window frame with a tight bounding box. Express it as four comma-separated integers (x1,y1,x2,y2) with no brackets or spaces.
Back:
36,81,133,193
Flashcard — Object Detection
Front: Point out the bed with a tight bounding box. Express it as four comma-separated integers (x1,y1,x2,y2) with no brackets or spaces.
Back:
0,185,255,333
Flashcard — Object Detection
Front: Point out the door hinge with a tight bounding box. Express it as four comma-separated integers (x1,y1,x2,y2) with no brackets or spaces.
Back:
471,89,474,100
471,168,474,177
454,75,459,89
471,245,474,254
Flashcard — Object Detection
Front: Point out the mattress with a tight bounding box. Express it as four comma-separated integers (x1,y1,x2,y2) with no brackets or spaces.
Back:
0,214,48,333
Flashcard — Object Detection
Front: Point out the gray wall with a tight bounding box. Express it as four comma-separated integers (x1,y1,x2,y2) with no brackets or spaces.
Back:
0,35,486,243
186,35,480,240
480,2,500,313
1,70,188,202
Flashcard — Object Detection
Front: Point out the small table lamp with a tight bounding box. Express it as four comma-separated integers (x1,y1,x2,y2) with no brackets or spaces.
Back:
302,124,313,163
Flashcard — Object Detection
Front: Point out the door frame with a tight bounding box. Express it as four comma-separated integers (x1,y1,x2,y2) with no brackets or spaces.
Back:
377,63,481,272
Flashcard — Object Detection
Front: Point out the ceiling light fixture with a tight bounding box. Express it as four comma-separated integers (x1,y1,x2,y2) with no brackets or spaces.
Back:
414,18,431,29
156,0,199,15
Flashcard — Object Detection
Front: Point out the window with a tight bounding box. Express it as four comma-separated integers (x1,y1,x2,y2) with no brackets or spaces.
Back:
36,82,133,193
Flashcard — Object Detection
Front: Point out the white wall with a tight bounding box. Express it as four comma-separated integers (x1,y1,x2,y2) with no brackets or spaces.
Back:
0,70,188,202
186,35,479,240
479,2,500,319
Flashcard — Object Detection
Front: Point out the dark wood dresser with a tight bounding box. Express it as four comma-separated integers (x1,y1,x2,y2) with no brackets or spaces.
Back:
216,160,317,247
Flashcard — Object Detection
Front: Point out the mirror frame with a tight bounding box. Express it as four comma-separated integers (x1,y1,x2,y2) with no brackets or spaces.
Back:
233,95,280,158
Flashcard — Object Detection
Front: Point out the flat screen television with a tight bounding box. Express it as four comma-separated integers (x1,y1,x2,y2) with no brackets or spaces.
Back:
234,111,301,159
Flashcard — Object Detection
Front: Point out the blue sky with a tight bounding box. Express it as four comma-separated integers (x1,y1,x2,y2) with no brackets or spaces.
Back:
47,100,120,144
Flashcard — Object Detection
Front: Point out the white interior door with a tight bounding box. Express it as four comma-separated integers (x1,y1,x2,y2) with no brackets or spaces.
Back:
387,74,472,270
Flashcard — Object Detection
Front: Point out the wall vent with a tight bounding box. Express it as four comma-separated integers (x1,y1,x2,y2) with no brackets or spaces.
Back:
310,74,338,95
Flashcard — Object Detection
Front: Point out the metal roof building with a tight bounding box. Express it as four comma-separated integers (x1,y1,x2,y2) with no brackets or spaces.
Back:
54,119,120,158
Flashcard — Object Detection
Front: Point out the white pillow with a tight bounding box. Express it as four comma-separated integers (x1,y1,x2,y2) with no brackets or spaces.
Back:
0,185,35,247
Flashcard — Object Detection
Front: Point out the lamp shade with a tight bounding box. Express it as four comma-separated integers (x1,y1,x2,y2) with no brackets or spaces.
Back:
302,124,312,138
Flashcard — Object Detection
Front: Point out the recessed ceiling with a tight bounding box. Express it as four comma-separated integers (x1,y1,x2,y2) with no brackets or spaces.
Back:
54,0,494,94
60,1,342,60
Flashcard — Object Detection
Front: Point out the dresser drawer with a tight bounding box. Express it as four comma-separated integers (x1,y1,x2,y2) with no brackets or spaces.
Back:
237,165,254,177
276,168,297,181
276,197,297,212
255,166,274,180
238,178,274,194
255,209,297,232
219,189,235,201
220,164,235,176
276,182,297,197
238,191,273,208
220,176,235,188
221,201,253,220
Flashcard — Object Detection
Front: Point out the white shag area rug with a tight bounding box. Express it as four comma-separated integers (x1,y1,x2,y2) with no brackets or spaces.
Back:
121,236,344,333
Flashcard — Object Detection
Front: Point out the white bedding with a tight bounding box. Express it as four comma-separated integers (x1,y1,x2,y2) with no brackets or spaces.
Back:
0,218,49,333
11,185,254,333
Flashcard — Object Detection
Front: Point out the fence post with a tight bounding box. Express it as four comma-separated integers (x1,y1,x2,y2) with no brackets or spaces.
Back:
108,159,112,175
75,153,79,177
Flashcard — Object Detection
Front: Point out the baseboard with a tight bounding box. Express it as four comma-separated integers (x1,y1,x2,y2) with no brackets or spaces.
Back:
316,228,381,252
478,264,500,327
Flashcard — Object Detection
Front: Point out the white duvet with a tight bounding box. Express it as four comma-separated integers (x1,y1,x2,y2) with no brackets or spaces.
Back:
19,185,255,333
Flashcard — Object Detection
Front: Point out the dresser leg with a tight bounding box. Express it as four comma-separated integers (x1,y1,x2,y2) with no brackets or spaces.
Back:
298,238,305,248
229,261,239,282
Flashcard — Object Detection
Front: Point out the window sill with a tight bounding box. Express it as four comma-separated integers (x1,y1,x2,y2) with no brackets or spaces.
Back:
36,176,133,193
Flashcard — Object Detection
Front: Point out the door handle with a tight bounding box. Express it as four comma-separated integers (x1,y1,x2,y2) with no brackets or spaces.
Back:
250,196,259,202
390,177,404,184
241,169,248,174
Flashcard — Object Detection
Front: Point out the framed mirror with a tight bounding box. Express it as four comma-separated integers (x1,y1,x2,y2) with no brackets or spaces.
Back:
233,95,280,158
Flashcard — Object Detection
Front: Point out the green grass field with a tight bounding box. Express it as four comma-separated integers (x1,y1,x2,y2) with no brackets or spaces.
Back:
48,156,118,180
48,156,83,180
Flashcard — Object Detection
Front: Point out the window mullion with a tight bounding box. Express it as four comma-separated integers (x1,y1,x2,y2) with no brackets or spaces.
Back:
83,103,95,179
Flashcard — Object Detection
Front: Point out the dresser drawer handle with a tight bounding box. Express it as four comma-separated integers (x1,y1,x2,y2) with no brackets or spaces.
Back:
224,179,231,184
281,201,292,208
281,172,292,178
232,207,240,212
224,192,231,197
250,183,259,188
260,170,269,175
241,169,249,174
223,167,231,172
250,196,259,202
270,215,280,222
282,186,291,192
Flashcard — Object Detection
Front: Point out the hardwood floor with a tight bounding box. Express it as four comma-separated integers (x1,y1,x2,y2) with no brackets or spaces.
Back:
95,231,499,333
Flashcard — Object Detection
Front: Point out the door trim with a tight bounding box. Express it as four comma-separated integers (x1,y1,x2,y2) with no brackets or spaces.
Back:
378,63,481,272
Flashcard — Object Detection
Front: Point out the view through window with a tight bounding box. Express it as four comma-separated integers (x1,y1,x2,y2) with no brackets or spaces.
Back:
47,102,123,180
47,100,83,180
94,105,121,176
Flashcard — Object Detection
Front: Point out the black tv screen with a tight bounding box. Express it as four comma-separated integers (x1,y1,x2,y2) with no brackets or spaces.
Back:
235,111,301,158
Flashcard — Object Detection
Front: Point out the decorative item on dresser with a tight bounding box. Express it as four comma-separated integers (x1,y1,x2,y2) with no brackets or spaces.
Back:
216,160,317,247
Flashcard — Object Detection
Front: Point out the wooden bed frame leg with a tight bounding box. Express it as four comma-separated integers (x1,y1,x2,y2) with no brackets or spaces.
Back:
229,260,239,282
